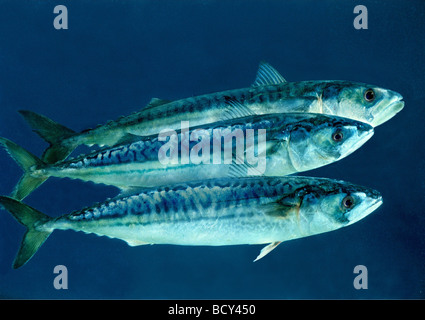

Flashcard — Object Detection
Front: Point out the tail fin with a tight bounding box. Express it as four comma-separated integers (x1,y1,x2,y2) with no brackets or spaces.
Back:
0,196,53,269
18,110,77,164
0,137,48,200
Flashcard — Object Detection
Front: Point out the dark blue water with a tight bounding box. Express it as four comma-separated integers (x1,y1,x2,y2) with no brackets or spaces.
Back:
0,0,423,299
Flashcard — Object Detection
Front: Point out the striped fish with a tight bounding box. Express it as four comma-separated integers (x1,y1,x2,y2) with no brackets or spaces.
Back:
0,113,373,200
19,62,403,163
0,176,383,268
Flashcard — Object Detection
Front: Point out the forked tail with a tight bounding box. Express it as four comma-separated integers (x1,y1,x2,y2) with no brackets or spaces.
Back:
0,196,53,269
0,137,48,200
19,110,77,164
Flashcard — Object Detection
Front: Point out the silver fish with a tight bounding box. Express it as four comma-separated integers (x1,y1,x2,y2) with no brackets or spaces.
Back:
0,113,374,200
0,176,383,269
19,62,403,163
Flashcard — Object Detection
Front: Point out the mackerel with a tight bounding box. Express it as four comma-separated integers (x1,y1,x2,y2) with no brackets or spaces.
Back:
0,176,383,268
0,113,373,200
19,62,403,163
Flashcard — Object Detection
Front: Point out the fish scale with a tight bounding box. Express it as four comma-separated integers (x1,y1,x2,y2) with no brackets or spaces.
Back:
80,82,336,138
0,175,383,268
60,112,354,170
45,176,381,247
0,111,374,200
67,139,163,168
17,62,403,167
0,62,402,268
65,178,275,220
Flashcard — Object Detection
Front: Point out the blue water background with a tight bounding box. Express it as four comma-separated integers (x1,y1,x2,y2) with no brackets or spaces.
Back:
0,0,424,299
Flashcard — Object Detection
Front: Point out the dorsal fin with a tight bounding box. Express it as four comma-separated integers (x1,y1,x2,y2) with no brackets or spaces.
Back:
142,98,172,111
252,62,287,87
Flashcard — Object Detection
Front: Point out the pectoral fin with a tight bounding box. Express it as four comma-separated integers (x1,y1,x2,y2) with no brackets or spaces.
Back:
266,131,290,155
262,195,301,219
227,161,264,178
253,241,282,262
220,97,255,121
226,148,267,178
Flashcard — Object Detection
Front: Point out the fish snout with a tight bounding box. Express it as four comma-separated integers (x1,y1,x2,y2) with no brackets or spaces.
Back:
346,191,383,226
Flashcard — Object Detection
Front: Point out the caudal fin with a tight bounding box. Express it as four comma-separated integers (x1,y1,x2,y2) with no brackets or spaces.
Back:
19,110,77,164
0,137,48,200
0,196,53,269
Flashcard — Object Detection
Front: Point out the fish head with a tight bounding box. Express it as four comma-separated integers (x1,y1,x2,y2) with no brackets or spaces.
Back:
327,81,404,127
295,179,383,235
286,114,374,172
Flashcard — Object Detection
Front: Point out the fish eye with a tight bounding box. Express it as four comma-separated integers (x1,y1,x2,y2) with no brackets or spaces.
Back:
364,89,375,102
332,130,344,142
342,196,355,209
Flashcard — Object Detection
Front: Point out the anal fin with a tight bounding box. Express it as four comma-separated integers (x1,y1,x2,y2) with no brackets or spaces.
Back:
124,239,151,247
253,241,282,262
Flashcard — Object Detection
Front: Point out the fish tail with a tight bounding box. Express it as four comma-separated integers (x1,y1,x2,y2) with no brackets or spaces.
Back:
0,196,53,269
0,137,48,200
18,110,77,164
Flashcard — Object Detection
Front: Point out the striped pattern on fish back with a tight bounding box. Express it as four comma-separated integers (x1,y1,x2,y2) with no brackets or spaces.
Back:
64,139,163,169
64,113,298,169
64,177,304,224
108,82,330,127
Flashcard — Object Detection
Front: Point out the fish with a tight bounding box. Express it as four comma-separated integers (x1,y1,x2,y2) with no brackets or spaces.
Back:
19,62,403,164
0,113,374,200
0,176,383,269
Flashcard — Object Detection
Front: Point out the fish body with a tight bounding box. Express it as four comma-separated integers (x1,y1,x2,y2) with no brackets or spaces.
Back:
19,62,403,163
0,113,374,199
0,176,383,268
81,80,400,143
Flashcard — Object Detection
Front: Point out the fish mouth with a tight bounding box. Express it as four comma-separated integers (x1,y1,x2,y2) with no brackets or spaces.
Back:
340,127,374,160
354,128,374,150
346,195,383,226
372,93,404,127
